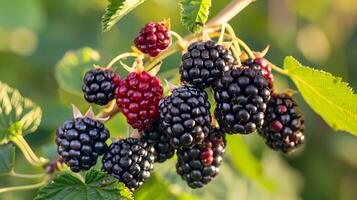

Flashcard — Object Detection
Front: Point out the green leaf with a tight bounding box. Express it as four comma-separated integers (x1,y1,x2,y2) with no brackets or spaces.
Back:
284,56,357,135
55,47,100,95
0,144,15,174
227,136,275,192
0,81,42,144
135,172,199,200
34,170,133,200
179,0,212,33
102,0,147,32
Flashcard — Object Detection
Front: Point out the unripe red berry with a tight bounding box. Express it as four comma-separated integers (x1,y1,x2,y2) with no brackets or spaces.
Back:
115,71,163,130
134,22,171,57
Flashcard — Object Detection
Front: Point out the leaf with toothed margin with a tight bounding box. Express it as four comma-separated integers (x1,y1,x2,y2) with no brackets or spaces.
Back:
34,170,133,200
0,81,42,145
283,56,357,136
102,0,147,32
179,0,212,33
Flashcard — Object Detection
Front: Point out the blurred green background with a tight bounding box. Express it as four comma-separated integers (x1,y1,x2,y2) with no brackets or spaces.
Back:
0,0,357,199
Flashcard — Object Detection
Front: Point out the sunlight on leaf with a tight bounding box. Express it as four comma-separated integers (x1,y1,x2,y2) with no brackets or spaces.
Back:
284,56,357,135
102,0,147,32
34,170,133,200
179,0,212,33
0,81,42,144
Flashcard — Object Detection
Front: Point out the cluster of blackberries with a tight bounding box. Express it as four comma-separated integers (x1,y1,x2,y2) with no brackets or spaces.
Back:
56,23,305,192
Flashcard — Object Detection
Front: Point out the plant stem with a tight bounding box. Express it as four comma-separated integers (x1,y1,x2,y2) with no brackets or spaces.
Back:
225,23,242,66
218,24,227,44
96,102,120,119
168,31,185,46
235,37,255,58
207,0,256,26
266,60,289,75
107,52,139,69
0,177,48,194
10,170,45,179
144,42,181,71
10,135,48,167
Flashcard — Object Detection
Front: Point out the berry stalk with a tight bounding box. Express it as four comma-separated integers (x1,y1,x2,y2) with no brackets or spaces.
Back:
0,177,49,194
10,135,48,167
9,171,45,179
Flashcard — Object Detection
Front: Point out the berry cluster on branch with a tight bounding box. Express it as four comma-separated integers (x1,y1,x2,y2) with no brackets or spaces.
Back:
55,18,305,192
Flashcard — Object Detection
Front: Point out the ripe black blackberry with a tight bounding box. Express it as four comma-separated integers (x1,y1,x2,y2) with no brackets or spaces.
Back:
82,68,120,105
102,138,155,191
176,128,226,188
56,117,110,172
243,58,274,88
258,93,305,153
141,122,175,163
213,66,271,134
180,40,235,89
158,86,212,148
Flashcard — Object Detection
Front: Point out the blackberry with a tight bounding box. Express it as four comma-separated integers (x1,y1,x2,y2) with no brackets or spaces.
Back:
176,129,226,188
134,22,171,57
115,71,163,130
102,138,155,191
180,40,235,89
82,68,120,105
56,117,110,172
159,86,212,148
258,93,305,153
244,58,274,88
141,122,175,163
213,67,271,134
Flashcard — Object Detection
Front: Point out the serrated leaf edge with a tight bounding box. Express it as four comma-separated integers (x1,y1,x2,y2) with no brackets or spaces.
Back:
102,0,147,32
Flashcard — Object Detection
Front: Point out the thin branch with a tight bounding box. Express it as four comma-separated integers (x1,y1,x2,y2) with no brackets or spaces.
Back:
207,0,256,26
11,135,48,167
0,177,48,194
96,102,120,119
266,60,289,75
10,170,45,179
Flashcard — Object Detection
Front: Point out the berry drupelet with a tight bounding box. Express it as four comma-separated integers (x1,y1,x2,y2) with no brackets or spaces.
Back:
82,68,120,105
141,122,175,163
102,138,155,191
180,40,235,89
259,93,305,153
134,22,171,57
244,58,274,88
158,86,212,148
176,128,226,188
115,71,163,130
213,66,271,134
56,117,110,172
